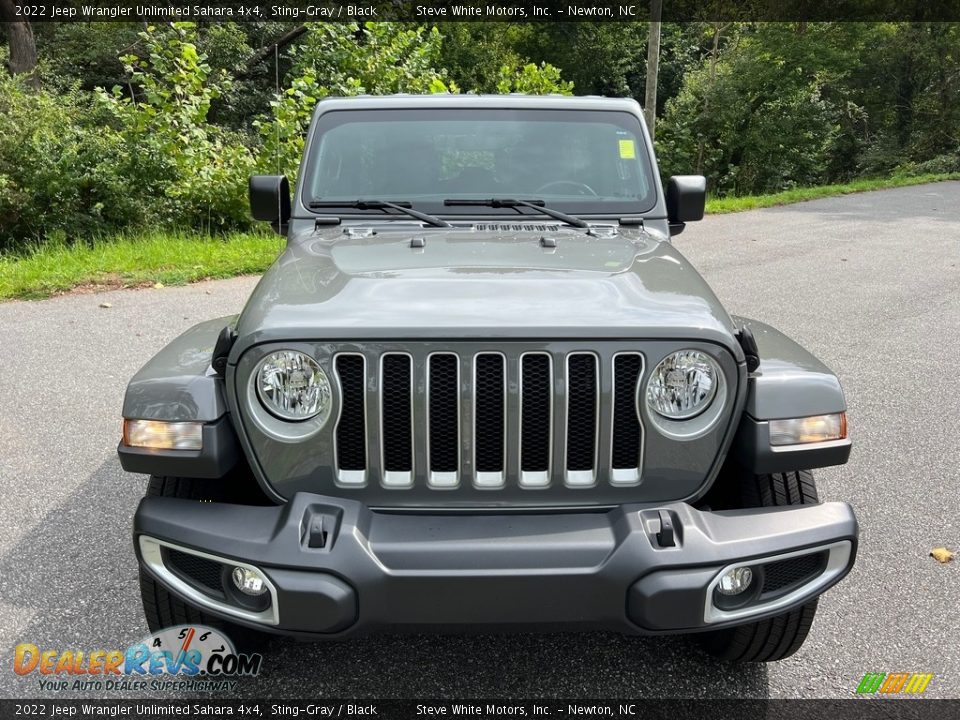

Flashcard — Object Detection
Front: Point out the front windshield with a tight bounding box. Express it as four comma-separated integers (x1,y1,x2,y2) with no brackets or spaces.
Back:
303,108,657,216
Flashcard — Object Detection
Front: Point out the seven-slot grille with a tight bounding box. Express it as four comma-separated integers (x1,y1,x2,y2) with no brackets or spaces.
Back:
333,349,645,490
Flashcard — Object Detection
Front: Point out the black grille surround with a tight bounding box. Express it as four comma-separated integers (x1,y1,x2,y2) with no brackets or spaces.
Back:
474,354,506,475
381,354,413,474
566,354,598,474
611,354,643,470
520,353,552,473
428,354,460,475
335,355,367,472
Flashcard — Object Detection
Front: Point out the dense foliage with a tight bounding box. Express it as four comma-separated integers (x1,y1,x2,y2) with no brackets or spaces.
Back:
1,20,958,250
656,23,960,195
0,21,570,249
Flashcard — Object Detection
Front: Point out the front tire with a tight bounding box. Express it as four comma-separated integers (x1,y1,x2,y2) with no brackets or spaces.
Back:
138,475,269,651
697,470,820,663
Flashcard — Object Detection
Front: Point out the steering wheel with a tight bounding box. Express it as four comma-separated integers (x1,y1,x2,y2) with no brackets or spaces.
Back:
534,180,599,197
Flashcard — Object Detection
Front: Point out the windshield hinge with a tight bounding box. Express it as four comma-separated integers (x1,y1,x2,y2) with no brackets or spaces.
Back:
314,217,341,229
737,326,761,373
211,326,237,376
619,216,645,227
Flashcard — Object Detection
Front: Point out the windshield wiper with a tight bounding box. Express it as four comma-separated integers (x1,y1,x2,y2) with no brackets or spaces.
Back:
443,198,589,229
309,200,451,228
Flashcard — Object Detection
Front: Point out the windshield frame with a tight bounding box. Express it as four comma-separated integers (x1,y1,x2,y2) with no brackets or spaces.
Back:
297,107,660,220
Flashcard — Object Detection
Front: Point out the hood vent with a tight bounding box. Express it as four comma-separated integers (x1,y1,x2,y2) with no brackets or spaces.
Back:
469,223,562,233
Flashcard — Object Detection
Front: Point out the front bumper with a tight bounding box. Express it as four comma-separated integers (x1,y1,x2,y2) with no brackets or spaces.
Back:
134,493,858,638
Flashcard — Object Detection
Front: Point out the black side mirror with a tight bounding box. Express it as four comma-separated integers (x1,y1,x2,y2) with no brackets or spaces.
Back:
249,175,291,228
666,175,706,236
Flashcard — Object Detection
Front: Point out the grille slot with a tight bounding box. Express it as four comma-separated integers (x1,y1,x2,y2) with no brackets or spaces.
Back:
520,353,552,487
166,549,224,597
381,353,413,486
474,353,506,486
428,353,460,487
761,552,827,594
565,353,598,485
611,354,643,484
335,354,367,483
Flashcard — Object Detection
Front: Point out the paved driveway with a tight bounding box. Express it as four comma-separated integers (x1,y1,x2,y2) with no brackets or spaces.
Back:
1,182,958,699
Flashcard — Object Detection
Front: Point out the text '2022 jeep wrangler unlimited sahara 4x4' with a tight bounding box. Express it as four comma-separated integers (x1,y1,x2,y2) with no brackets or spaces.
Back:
119,95,857,662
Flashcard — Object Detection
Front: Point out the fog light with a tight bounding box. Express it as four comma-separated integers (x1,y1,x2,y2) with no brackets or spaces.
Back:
231,567,269,596
716,566,753,596
123,419,202,450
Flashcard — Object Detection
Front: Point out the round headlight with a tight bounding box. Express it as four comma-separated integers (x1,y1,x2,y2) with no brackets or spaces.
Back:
256,351,332,422
646,350,719,420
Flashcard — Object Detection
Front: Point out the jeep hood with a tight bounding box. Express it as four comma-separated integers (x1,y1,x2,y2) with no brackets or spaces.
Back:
234,227,740,354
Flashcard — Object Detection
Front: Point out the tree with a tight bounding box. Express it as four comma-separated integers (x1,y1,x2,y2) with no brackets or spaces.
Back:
437,23,527,92
0,0,39,88
644,0,662,137
656,23,871,194
240,24,307,77
96,22,257,229
514,23,647,98
259,22,572,179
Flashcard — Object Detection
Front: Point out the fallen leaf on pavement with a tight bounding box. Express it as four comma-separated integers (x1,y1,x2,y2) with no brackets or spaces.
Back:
930,547,954,563
154,282,164,289
99,302,112,309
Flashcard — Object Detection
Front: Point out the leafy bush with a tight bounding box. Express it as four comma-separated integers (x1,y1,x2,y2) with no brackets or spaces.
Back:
894,152,960,176
0,23,261,250
96,22,256,231
0,77,145,250
495,62,573,95
656,25,862,196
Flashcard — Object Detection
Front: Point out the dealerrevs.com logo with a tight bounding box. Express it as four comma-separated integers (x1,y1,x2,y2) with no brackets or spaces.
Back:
13,625,262,693
856,672,934,695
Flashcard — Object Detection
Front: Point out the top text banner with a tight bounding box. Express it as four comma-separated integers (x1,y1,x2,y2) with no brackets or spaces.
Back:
11,0,960,22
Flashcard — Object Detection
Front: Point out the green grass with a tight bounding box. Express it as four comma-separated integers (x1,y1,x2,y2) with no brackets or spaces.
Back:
705,172,960,214
0,230,282,301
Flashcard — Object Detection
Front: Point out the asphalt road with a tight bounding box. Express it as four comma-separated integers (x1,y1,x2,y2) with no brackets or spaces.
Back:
1,182,958,700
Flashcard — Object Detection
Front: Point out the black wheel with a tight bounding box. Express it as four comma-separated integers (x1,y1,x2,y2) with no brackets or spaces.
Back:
697,470,820,663
138,475,269,651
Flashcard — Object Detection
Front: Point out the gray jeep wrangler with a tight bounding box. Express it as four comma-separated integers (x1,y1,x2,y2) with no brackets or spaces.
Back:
119,95,857,662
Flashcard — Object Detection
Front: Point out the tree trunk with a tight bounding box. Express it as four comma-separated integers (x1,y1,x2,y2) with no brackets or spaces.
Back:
238,24,307,78
643,0,662,139
0,0,39,87
697,23,727,175
895,54,915,152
